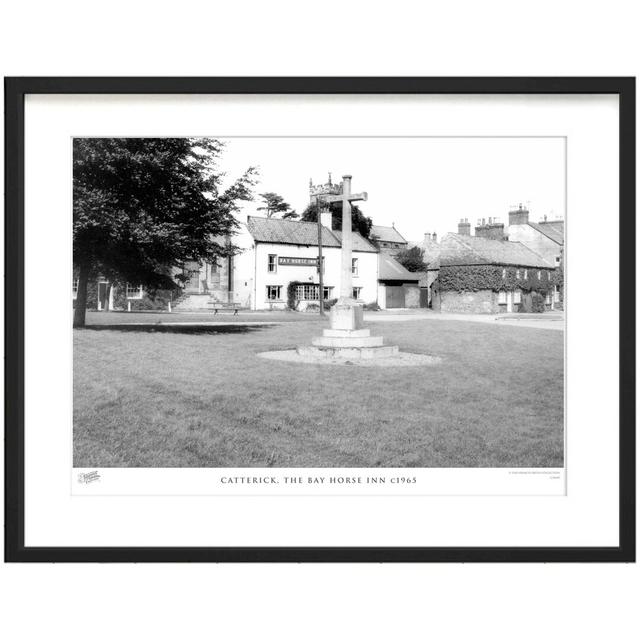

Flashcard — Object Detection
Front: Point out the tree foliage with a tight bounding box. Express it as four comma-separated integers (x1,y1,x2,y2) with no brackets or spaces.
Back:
73,137,256,326
257,192,297,219
300,201,372,238
395,246,427,272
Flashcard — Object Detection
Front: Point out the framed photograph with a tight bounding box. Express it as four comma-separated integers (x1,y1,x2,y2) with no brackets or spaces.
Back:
5,77,635,562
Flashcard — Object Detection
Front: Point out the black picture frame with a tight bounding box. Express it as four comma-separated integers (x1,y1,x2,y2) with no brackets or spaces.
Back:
4,77,635,563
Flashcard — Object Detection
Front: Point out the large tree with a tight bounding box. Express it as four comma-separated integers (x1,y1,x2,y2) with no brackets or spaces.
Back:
257,192,298,219
395,245,427,272
73,138,256,327
300,201,373,238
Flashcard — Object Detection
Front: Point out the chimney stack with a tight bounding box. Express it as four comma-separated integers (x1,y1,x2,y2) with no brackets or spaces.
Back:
509,203,530,226
432,232,437,242
475,217,506,241
458,218,471,235
319,207,333,230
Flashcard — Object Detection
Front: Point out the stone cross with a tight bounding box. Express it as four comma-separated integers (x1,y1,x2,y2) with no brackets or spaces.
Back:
323,175,367,301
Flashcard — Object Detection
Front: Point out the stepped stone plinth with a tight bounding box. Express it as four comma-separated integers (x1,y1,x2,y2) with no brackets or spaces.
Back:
297,301,399,360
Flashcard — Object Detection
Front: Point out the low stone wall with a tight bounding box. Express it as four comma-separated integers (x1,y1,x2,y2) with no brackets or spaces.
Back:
440,289,498,314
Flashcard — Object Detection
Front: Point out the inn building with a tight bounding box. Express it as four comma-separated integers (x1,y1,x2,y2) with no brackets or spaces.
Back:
232,213,379,310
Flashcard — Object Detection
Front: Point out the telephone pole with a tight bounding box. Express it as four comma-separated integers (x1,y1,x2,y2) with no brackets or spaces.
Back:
317,197,325,316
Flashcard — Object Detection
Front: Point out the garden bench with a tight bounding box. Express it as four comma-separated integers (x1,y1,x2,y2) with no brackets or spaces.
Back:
207,301,242,315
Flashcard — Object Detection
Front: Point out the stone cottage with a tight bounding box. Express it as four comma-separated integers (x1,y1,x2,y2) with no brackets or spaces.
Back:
431,233,557,313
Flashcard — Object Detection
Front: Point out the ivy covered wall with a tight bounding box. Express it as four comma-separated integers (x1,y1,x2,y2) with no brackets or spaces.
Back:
437,265,557,295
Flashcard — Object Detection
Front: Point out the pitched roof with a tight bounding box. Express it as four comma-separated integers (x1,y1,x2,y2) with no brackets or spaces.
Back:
539,219,564,234
370,225,407,244
245,216,377,252
527,221,564,245
332,230,378,253
439,233,553,268
246,216,339,247
378,253,420,281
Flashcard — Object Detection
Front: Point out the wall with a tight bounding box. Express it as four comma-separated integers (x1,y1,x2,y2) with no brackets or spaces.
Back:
440,289,498,314
230,246,255,309
251,242,378,310
508,223,562,265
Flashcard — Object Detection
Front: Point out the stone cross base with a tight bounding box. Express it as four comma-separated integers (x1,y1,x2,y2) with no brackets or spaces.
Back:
297,301,399,360
297,344,400,360
330,302,364,331
313,328,383,349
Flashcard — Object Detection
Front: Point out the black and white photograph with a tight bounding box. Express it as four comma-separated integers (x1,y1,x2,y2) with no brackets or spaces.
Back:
72,136,565,471
2,1,638,638
6,77,632,565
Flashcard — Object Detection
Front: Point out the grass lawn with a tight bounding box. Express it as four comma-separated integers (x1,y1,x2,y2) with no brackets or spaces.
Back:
74,314,564,468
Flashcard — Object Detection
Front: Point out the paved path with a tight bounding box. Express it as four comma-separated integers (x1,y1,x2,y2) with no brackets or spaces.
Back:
365,310,565,331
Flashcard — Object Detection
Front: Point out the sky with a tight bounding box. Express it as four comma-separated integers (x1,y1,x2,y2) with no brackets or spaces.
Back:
216,137,566,243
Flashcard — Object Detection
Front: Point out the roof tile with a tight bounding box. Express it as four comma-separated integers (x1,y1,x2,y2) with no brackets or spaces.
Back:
246,216,377,252
439,233,554,268
370,225,407,244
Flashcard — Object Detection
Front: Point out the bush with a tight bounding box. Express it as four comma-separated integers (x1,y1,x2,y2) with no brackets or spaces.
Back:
364,301,381,311
323,298,338,311
531,291,546,313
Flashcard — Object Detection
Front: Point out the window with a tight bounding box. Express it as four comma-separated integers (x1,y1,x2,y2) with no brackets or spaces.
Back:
352,257,358,276
296,284,319,301
548,271,551,280
523,269,528,279
554,285,560,303
268,254,277,273
502,268,506,279
126,284,143,299
498,290,507,304
555,256,561,265
266,285,282,301
537,270,541,280
352,287,362,299
513,290,522,304
72,279,79,299
545,292,551,304
295,285,333,301
516,269,520,279
211,259,219,274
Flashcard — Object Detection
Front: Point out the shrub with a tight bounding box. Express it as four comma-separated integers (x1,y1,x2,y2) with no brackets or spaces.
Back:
364,301,381,311
531,291,546,313
323,298,338,311
286,281,305,310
